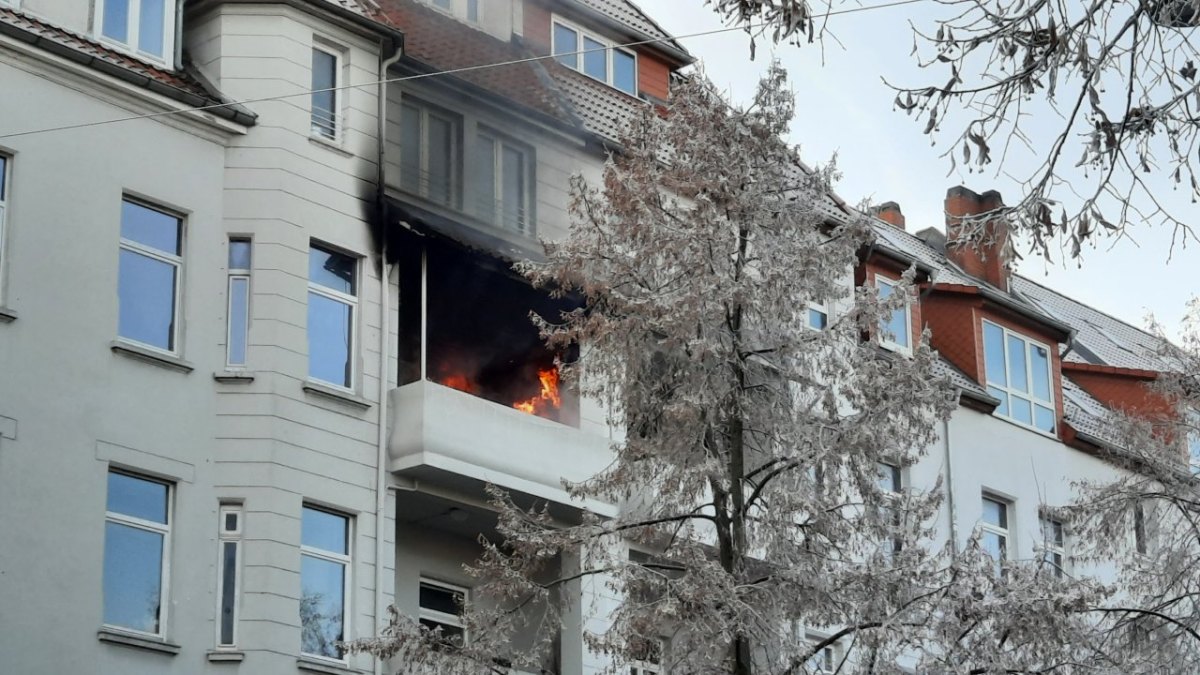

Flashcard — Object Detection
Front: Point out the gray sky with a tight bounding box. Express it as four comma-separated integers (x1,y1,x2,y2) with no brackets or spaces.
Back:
637,0,1199,339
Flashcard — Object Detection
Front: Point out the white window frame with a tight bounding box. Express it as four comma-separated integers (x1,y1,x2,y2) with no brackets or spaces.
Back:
310,43,343,142
103,470,173,639
1038,513,1066,578
117,197,184,356
807,299,829,330
982,319,1057,436
216,504,243,649
551,15,639,96
399,99,461,207
419,577,469,644
0,154,9,304
878,462,903,557
226,237,251,368
875,276,911,353
981,494,1010,576
476,131,533,235
300,505,353,663
93,0,177,66
307,242,359,391
804,634,838,673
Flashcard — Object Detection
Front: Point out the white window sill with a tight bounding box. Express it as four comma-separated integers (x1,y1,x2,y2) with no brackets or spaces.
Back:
302,380,372,409
297,656,363,674
97,628,181,655
208,650,245,663
111,340,194,373
309,135,352,157
213,370,256,384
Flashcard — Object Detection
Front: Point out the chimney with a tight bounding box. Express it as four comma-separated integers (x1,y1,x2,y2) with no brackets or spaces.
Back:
944,186,1011,291
872,201,906,229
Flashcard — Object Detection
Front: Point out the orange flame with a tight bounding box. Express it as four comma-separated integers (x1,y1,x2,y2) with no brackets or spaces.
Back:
513,368,561,416
439,373,478,395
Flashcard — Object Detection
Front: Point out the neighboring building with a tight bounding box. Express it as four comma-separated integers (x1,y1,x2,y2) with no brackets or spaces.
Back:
0,1,1183,675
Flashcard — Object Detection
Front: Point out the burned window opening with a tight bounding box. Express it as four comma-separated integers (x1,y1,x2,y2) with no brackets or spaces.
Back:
399,241,579,425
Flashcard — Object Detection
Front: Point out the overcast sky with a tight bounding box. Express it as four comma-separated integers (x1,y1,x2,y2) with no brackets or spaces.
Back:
636,0,1199,339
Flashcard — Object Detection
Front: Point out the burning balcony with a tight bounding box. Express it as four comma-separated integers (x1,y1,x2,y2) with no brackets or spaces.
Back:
387,228,613,511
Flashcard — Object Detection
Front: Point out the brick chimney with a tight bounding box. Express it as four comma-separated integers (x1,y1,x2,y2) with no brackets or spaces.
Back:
872,201,906,229
944,186,1011,291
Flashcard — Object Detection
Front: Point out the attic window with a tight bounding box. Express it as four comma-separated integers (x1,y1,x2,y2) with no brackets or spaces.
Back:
552,17,638,96
983,320,1056,434
96,0,176,65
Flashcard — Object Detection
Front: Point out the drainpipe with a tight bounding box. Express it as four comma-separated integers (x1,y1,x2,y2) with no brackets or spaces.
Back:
374,38,404,675
174,0,185,67
942,417,959,551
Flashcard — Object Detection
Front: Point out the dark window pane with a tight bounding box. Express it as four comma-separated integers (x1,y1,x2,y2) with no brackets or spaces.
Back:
1035,405,1056,433
419,618,464,645
103,522,164,633
300,555,345,658
311,49,337,138
476,135,497,221
553,24,578,67
307,292,353,387
138,0,165,57
224,512,239,532
420,582,464,616
878,463,900,492
308,246,355,294
118,249,177,350
427,115,453,205
1031,345,1052,401
103,0,130,42
121,201,180,255
983,322,1006,386
1007,334,1029,393
220,541,238,645
0,156,7,200
302,507,348,554
228,240,252,269
583,36,607,80
107,472,168,523
501,145,525,231
228,277,249,366
614,50,636,94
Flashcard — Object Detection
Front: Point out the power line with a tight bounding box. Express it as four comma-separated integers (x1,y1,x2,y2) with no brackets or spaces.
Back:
0,0,924,140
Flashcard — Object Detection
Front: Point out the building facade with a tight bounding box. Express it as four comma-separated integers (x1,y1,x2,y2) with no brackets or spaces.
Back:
0,0,1184,673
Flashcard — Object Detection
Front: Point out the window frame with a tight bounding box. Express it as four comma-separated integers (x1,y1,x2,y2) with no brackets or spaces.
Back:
878,461,904,557
804,634,838,674
1039,513,1066,578
306,242,359,391
476,130,533,235
117,197,185,356
982,319,1057,436
93,0,177,66
418,577,469,645
398,99,462,208
981,494,1010,576
102,469,173,639
807,299,829,331
226,237,252,369
216,504,243,649
550,15,639,96
875,276,911,353
300,505,353,662
310,43,343,142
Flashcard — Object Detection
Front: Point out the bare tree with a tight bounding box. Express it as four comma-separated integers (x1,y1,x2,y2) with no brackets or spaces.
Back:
708,0,1200,259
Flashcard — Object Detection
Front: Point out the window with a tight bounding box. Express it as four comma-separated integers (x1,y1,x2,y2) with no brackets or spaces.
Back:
629,637,663,674
399,101,460,207
226,238,251,367
1039,514,1065,578
807,300,828,330
103,470,171,636
476,132,531,234
217,505,242,648
878,462,903,557
307,243,358,389
981,495,1009,576
432,0,450,8
419,578,468,647
551,18,638,96
1134,501,1149,556
805,638,837,673
97,0,175,63
1187,410,1200,476
0,155,8,301
311,45,340,140
118,199,183,353
983,320,1055,434
466,0,479,22
301,506,351,660
876,277,910,351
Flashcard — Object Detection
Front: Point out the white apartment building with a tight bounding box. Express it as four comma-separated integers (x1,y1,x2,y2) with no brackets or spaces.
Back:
0,0,1182,673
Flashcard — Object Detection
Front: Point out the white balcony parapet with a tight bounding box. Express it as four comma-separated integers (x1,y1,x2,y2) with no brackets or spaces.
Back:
388,381,617,516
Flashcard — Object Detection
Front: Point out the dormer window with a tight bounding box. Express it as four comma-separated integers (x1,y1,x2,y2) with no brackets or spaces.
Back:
552,17,638,96
96,0,175,66
983,320,1055,434
876,277,911,352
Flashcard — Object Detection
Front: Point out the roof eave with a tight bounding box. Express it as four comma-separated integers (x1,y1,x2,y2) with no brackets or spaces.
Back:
558,0,694,66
